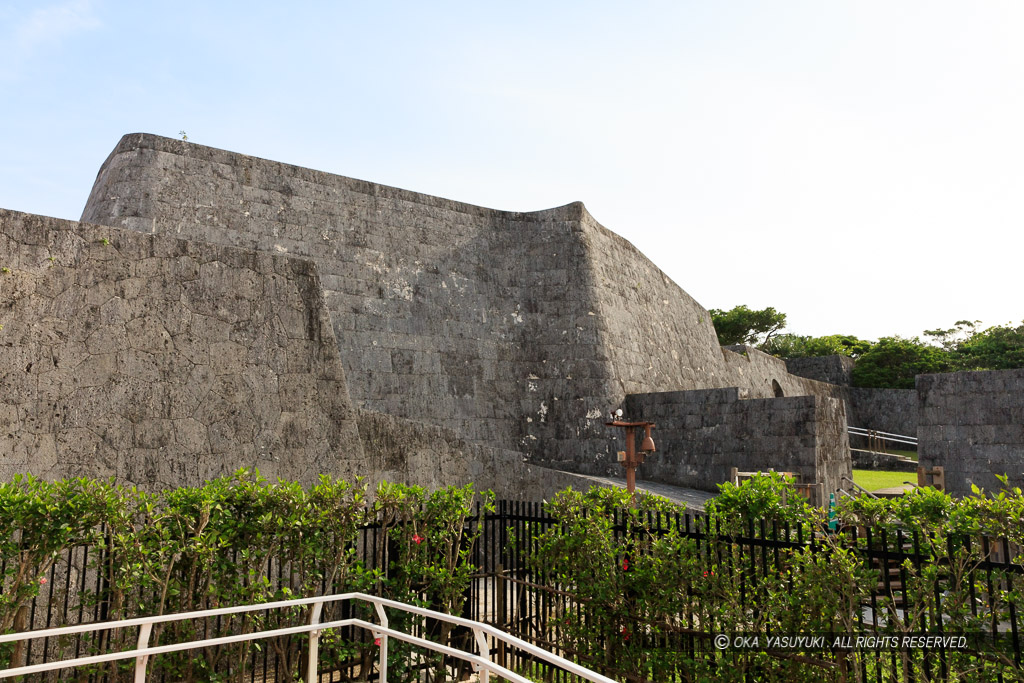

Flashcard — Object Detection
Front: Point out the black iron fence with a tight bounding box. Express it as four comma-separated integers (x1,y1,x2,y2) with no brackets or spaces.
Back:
6,500,1024,682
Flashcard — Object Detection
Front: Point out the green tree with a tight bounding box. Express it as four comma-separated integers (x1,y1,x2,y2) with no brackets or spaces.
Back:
954,321,1024,371
923,319,980,353
851,336,951,389
763,333,873,359
709,304,787,346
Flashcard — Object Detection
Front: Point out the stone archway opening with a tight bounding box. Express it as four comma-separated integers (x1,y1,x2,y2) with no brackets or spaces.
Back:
772,379,784,398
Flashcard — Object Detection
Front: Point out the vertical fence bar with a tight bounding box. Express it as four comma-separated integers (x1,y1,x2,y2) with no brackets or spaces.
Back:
40,555,58,667
1004,537,1021,669
306,601,323,683
373,600,389,683
474,627,491,683
134,622,153,683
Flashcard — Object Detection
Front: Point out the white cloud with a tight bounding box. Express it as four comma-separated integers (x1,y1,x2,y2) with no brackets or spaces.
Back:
1,0,101,80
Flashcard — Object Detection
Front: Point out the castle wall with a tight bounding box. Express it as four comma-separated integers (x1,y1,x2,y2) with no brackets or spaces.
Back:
0,209,363,489
846,387,918,437
918,369,1024,496
355,409,605,500
786,355,855,386
784,355,918,438
623,388,850,502
723,345,824,398
81,134,825,478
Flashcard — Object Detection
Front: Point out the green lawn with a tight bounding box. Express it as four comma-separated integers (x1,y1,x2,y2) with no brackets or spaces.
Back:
852,469,916,492
888,448,918,461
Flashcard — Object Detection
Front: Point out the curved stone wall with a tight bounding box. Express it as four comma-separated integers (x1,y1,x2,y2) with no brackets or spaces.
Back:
81,134,848,477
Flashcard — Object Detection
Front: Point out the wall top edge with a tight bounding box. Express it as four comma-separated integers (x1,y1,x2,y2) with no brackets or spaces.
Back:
105,133,590,224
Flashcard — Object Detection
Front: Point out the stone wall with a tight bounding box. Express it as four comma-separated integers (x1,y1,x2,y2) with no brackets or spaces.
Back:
782,354,919,439
722,345,843,401
786,355,855,386
80,133,837,478
623,388,851,502
0,209,363,489
918,369,1024,496
846,387,918,437
356,410,606,501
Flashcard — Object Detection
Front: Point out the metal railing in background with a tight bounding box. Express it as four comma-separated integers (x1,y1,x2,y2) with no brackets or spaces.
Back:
847,426,918,450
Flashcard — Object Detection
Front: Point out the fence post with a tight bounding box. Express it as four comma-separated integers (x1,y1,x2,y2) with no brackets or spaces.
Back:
496,562,506,669
473,627,491,683
134,622,153,683
373,599,389,682
306,601,323,683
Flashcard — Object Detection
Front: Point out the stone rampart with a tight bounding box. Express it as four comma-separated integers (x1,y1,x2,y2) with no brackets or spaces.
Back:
786,355,855,386
846,387,918,437
783,355,919,439
918,369,1024,496
722,345,844,401
80,133,833,478
356,410,605,500
0,209,363,488
623,388,850,502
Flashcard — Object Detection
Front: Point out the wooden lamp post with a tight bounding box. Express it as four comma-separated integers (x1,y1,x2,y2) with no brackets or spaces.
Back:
605,417,656,495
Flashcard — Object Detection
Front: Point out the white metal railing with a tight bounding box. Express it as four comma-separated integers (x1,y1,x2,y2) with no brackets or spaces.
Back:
0,592,617,683
840,474,880,499
847,426,918,448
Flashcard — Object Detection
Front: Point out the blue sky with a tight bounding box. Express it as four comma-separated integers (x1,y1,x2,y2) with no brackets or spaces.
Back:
2,1,1022,340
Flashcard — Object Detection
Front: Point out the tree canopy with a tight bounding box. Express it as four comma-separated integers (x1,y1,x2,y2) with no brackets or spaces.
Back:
708,305,786,346
762,333,872,359
708,305,1024,389
850,336,952,389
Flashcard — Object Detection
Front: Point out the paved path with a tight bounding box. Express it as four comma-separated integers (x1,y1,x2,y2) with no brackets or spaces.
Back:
872,483,916,498
568,474,717,510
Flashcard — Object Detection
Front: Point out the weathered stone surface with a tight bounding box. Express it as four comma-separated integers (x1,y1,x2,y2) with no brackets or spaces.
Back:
0,132,877,498
786,355,855,387
81,134,851,479
722,345,843,400
846,387,918,438
784,354,919,439
918,369,1024,496
624,388,851,503
0,209,363,489
356,410,605,501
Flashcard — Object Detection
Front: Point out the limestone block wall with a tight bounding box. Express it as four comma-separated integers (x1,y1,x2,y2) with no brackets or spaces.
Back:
0,209,364,489
786,355,855,387
624,388,851,502
356,410,604,500
76,133,867,486
918,369,1024,496
846,387,918,437
722,345,845,401
81,134,833,478
783,355,918,437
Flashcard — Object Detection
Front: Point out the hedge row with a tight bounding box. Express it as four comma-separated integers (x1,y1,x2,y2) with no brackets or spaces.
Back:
1,470,491,682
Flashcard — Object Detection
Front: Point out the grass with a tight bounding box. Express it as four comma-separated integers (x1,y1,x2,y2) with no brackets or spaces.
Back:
852,469,916,492
888,448,918,461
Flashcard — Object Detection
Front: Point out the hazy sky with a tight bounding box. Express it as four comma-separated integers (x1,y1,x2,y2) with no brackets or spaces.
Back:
2,1,1021,341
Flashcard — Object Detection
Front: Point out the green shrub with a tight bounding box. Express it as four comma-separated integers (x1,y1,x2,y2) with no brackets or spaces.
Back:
0,470,490,683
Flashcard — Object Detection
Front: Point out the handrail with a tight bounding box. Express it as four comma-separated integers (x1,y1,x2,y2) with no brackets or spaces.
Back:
847,426,918,447
0,592,618,683
849,448,914,458
841,474,880,499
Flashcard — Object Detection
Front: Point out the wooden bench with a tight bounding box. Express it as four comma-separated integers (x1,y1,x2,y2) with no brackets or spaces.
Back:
729,467,824,506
